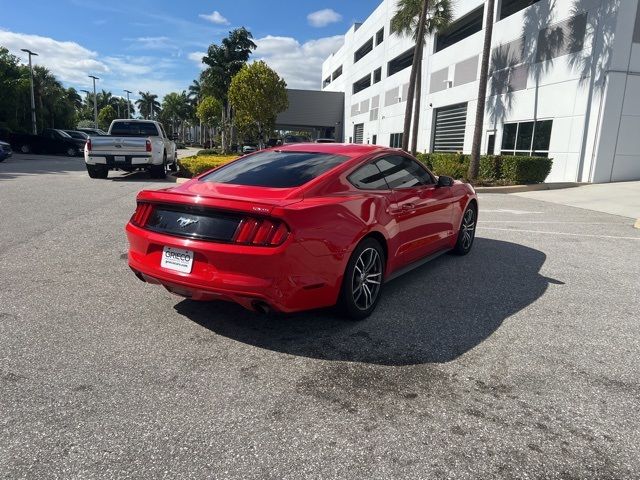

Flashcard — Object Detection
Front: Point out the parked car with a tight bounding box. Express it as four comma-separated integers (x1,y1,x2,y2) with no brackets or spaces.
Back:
126,144,478,319
63,130,89,141
242,145,257,154
84,119,177,179
315,138,336,143
0,140,12,162
77,127,108,136
0,128,85,156
282,135,311,144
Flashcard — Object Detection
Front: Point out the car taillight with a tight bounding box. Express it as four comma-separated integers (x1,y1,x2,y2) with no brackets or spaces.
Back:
145,140,152,152
86,139,92,151
130,202,153,227
232,217,289,246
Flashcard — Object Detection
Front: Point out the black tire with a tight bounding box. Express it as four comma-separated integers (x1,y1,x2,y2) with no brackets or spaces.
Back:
169,154,178,172
149,154,167,179
86,164,108,179
452,203,477,255
338,237,385,320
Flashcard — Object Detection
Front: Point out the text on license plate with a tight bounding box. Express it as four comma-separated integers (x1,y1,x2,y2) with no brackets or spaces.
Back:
160,246,194,273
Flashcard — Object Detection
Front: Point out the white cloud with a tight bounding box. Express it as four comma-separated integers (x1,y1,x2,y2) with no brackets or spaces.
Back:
307,9,342,27
127,36,172,50
0,29,188,101
199,11,229,25
188,51,207,70
0,29,109,84
253,35,345,89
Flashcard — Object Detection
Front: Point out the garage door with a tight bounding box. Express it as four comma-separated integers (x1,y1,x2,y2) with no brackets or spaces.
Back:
432,103,468,152
353,123,364,144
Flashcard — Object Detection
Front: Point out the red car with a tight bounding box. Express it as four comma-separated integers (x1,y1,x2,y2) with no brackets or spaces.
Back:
126,144,477,319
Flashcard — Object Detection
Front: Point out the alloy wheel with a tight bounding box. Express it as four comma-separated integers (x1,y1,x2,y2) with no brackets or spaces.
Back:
461,208,476,250
352,247,382,311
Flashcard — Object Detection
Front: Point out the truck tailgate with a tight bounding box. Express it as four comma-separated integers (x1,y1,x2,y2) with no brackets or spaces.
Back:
89,136,148,154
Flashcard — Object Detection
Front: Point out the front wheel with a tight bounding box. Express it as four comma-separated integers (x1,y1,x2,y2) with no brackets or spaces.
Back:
452,204,477,255
338,237,385,320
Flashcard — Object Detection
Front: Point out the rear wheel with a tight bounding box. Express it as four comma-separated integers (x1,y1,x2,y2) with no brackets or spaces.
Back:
86,164,108,179
338,238,385,320
169,153,178,172
20,144,31,154
149,153,167,179
66,147,77,157
452,204,477,255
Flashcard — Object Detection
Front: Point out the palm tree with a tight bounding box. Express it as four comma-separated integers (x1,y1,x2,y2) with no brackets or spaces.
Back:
136,91,160,120
188,80,203,144
468,0,496,180
392,0,452,155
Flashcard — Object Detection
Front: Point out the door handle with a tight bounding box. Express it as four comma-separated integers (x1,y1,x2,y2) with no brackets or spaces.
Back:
401,203,416,210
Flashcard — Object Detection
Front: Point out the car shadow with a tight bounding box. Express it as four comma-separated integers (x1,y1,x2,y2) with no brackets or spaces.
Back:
109,171,178,184
0,154,86,181
174,238,556,365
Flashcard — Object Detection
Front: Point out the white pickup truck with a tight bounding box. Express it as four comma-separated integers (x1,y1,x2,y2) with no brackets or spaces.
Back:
84,119,177,179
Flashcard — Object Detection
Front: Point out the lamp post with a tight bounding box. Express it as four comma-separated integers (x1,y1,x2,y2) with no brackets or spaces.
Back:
124,89,132,119
21,49,38,134
88,75,99,128
80,89,92,125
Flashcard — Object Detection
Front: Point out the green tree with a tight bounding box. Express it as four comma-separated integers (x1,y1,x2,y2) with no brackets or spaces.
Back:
98,105,117,130
161,91,192,139
135,91,160,119
228,61,288,149
200,27,257,151
196,95,222,146
468,0,496,180
391,0,452,154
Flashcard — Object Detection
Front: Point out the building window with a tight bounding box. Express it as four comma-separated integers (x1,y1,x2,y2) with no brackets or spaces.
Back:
353,74,371,94
373,67,382,84
435,6,484,52
332,65,343,81
499,0,542,21
501,120,553,156
354,123,364,144
388,47,414,76
390,133,403,148
433,103,468,152
369,108,379,121
372,134,377,145
354,38,374,63
323,76,331,88
376,28,384,46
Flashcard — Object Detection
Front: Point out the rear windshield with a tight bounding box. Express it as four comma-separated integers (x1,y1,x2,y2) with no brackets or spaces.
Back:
200,151,349,188
110,122,159,137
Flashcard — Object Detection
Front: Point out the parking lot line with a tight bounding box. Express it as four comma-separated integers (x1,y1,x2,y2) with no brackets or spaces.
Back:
478,226,640,240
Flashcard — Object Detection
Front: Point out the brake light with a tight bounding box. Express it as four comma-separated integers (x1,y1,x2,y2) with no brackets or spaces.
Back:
86,139,92,151
145,139,152,152
232,217,289,246
131,202,153,227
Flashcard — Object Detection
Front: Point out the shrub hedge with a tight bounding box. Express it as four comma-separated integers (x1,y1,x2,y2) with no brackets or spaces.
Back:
415,153,552,184
177,155,238,177
196,149,218,156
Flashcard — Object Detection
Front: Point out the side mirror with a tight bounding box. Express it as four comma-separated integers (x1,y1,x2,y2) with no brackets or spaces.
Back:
437,175,454,187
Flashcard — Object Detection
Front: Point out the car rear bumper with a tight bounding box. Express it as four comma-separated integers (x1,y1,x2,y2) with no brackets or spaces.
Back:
126,222,345,313
86,154,155,167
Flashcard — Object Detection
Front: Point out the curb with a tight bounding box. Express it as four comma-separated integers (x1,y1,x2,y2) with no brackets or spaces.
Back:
474,182,582,194
175,176,189,184
634,219,640,229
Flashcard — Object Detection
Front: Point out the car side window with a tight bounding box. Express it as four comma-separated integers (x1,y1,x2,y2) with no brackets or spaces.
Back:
374,155,433,189
349,162,390,190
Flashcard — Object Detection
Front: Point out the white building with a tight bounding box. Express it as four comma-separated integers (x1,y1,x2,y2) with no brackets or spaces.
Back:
321,0,640,183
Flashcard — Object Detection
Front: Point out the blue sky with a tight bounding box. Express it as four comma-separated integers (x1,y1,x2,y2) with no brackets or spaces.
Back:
0,0,380,102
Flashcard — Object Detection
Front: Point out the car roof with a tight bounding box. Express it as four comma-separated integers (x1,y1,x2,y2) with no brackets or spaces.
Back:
274,142,392,158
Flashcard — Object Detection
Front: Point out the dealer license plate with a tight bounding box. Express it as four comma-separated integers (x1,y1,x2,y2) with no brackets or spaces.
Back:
160,246,194,273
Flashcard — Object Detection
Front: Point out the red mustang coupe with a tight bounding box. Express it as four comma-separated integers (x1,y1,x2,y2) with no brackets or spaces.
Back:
126,144,477,319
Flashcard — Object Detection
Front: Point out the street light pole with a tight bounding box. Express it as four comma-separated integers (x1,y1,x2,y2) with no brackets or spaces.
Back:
88,75,99,128
21,49,38,135
124,90,132,119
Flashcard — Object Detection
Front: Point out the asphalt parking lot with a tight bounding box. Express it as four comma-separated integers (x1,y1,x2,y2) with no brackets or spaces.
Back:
1,154,639,479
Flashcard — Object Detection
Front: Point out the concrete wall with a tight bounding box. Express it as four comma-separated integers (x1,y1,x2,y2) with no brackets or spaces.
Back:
321,0,640,183
276,89,345,140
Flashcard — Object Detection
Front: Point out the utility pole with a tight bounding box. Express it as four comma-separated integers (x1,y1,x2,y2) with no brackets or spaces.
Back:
124,90,132,119
88,75,99,128
21,49,38,134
